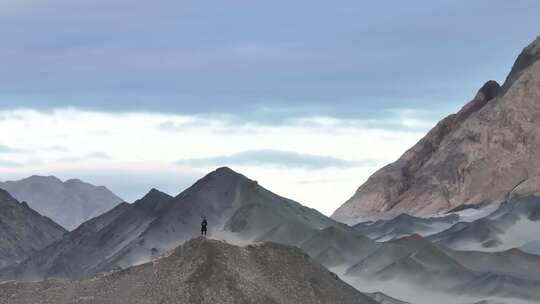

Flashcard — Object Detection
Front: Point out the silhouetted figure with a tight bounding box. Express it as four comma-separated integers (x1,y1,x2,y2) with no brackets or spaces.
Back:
201,217,208,236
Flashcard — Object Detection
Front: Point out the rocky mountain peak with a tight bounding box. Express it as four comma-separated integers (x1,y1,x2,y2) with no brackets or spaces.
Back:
332,36,540,223
182,166,258,200
208,166,249,182
133,188,172,212
141,188,171,200
503,36,540,91
478,80,501,101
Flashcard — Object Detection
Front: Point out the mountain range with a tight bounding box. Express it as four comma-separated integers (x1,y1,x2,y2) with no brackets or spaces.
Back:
332,36,540,224
3,166,540,303
1,167,343,280
428,195,540,252
0,175,124,230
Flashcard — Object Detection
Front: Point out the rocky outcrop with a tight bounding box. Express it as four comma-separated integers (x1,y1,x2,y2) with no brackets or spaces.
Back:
332,36,540,223
0,238,377,304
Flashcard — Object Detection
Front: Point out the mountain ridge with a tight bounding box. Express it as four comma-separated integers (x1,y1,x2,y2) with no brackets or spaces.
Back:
0,175,124,230
332,36,540,223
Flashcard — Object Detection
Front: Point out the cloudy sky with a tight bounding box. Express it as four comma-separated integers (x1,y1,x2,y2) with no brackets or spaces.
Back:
1,0,539,215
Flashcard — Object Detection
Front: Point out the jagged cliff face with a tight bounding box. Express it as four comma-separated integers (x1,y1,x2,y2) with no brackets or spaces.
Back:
333,37,540,223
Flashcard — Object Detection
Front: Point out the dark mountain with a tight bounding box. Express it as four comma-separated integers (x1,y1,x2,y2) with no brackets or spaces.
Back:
345,234,540,302
0,175,124,230
299,226,380,267
0,189,66,269
346,234,475,287
429,196,540,251
1,189,172,279
428,219,504,250
0,238,377,304
446,248,540,281
332,36,540,223
353,213,459,241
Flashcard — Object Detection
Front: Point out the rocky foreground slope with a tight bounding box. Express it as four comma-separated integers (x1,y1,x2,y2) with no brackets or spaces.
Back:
0,175,124,230
333,36,540,223
0,189,66,269
0,238,377,304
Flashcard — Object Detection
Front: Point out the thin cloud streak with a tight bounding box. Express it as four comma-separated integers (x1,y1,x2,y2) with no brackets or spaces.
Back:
176,149,379,170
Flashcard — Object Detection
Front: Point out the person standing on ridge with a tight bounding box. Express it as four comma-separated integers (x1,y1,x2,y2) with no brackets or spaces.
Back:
201,217,208,236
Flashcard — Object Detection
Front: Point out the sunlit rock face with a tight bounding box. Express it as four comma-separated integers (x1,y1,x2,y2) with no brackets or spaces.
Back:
333,37,540,224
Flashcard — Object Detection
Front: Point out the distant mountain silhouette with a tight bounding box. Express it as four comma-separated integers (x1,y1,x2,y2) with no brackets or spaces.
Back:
353,213,459,241
0,175,124,230
429,195,540,252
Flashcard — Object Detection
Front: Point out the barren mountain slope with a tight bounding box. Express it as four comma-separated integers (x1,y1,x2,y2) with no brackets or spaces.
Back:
0,238,377,304
333,37,540,223
0,189,66,269
0,189,171,280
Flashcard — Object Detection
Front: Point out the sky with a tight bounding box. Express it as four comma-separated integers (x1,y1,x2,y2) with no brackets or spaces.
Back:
1,0,539,215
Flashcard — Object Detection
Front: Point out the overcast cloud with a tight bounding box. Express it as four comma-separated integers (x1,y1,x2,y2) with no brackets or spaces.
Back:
0,0,539,121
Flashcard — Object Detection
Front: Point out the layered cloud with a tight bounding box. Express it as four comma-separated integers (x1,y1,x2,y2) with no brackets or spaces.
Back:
0,1,539,122
0,108,430,214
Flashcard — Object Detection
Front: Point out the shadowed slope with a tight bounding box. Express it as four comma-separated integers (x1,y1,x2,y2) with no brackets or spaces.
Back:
0,189,66,269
